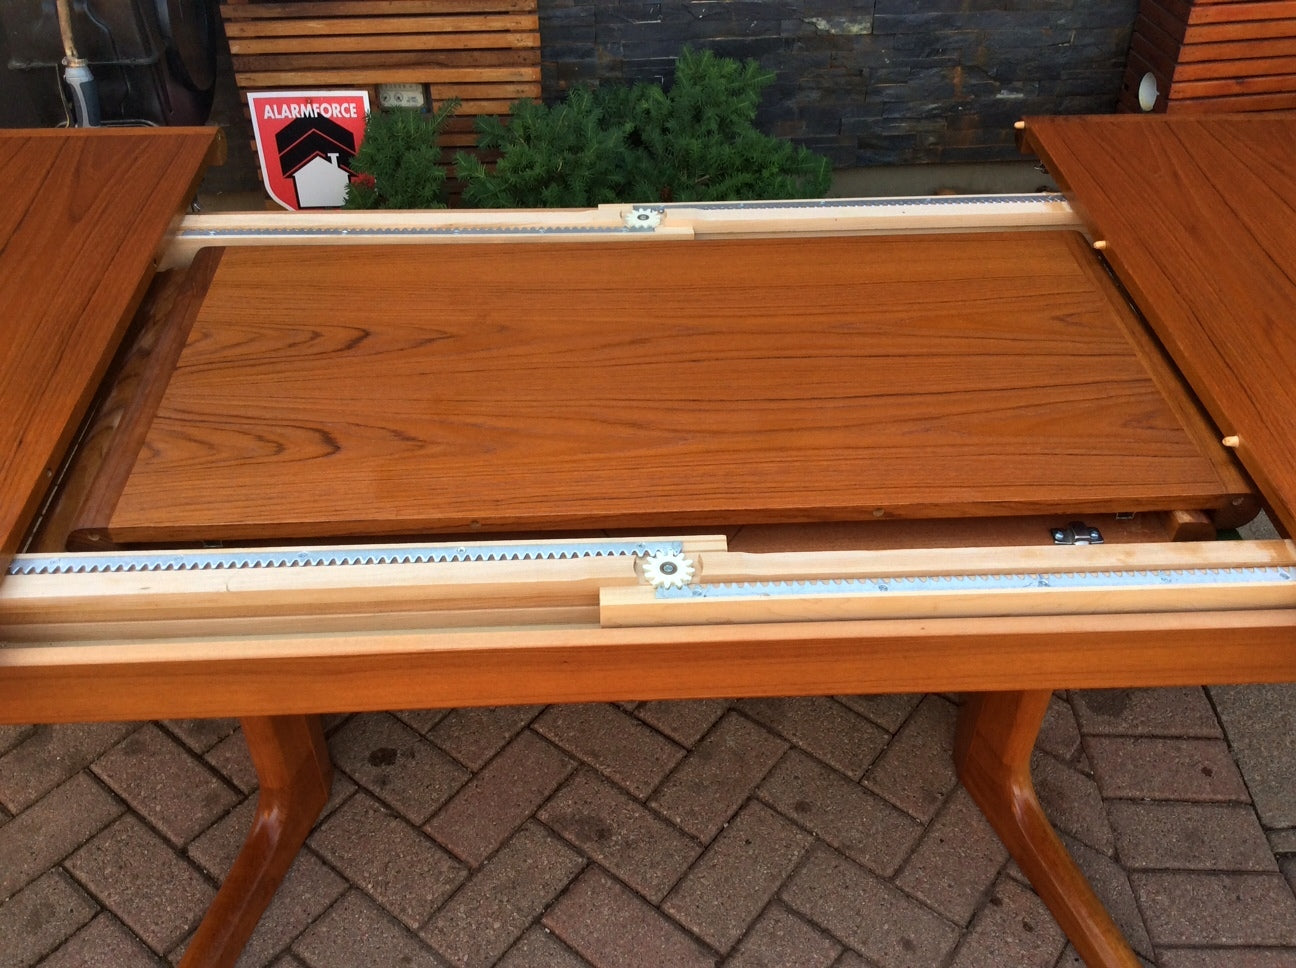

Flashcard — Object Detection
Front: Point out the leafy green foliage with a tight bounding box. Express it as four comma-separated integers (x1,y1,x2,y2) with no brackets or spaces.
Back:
344,99,459,209
457,88,636,208
456,48,830,207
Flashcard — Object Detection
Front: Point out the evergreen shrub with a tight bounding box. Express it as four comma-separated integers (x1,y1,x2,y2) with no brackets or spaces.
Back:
344,99,459,209
456,48,831,207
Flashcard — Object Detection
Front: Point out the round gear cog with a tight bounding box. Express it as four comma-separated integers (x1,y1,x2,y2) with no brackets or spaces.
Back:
626,206,663,230
640,551,696,589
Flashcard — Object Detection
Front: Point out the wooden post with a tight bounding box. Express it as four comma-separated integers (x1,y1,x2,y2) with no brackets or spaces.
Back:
179,716,332,968
954,691,1140,968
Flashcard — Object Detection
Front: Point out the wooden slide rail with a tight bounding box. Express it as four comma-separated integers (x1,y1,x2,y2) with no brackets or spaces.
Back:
5,537,1296,967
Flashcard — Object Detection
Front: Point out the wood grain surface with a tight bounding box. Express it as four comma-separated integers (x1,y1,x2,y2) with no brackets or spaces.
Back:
1023,114,1296,535
0,127,221,571
100,231,1249,544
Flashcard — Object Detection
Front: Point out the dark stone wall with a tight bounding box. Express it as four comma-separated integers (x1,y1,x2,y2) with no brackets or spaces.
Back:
539,0,1138,166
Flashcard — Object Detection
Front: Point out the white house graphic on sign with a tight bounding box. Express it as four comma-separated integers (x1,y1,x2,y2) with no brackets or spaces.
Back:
275,115,359,208
293,153,352,208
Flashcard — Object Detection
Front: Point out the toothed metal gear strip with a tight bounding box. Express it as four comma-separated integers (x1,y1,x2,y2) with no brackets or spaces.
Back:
663,194,1067,211
7,540,685,577
656,566,1296,599
177,225,645,241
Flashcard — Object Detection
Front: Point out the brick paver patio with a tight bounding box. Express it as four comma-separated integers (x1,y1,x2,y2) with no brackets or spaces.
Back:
2,686,1294,967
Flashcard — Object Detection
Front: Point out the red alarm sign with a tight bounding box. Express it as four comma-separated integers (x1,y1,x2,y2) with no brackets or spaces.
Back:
248,91,370,210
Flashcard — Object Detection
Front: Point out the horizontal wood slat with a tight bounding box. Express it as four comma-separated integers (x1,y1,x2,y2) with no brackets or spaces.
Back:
1190,18,1296,43
221,0,534,15
1179,36,1296,62
237,72,536,94
223,14,538,37
232,49,539,71
228,32,539,54
1174,55,1295,81
1165,90,1296,111
1121,0,1296,113
1187,0,1296,24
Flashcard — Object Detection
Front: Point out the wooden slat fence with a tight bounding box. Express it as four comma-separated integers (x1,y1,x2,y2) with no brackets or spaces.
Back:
1121,0,1296,113
220,0,540,187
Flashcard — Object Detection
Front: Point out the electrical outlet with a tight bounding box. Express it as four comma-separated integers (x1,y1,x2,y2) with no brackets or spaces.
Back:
377,83,427,110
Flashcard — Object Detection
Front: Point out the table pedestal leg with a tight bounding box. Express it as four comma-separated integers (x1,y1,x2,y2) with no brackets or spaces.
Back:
179,715,332,968
954,690,1139,968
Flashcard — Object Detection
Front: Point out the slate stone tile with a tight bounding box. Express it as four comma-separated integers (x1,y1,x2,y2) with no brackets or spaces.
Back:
759,749,922,878
429,706,542,770
496,926,592,967
664,801,813,953
895,786,1007,926
1131,871,1296,947
863,695,958,822
91,723,241,847
946,876,1066,968
538,769,700,903
421,822,584,968
330,713,468,824
0,870,98,968
0,772,123,902
424,730,573,867
651,712,787,842
64,815,214,955
535,704,684,799
40,912,164,968
291,890,447,968
781,844,960,968
543,867,717,968
0,722,137,812
310,792,465,930
1085,737,1250,802
722,902,842,968
1071,688,1221,738
1108,801,1276,871
737,697,889,780
635,699,731,746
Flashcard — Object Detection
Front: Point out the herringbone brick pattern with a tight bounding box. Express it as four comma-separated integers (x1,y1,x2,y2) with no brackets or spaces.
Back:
2,689,1294,967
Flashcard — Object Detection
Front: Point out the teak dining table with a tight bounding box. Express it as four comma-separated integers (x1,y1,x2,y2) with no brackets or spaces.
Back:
2,114,1295,968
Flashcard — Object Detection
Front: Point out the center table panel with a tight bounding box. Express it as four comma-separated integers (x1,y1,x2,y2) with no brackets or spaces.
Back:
94,231,1245,544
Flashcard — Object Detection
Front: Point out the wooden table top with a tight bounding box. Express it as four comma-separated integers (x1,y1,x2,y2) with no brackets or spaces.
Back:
1023,114,1296,535
0,127,222,571
88,229,1248,545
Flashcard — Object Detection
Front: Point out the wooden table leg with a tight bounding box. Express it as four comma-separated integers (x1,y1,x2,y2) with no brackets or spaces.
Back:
954,690,1139,968
179,715,332,968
